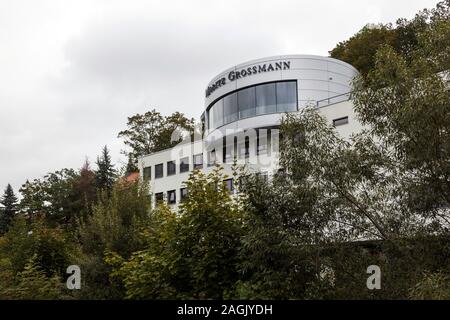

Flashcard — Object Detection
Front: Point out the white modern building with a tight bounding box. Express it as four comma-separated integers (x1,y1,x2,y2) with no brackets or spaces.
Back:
138,55,362,207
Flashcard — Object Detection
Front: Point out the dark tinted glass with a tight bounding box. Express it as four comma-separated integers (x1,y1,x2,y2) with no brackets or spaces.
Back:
155,164,163,179
167,161,176,176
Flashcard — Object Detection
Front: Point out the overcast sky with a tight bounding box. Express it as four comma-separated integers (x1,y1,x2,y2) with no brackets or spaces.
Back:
0,0,440,192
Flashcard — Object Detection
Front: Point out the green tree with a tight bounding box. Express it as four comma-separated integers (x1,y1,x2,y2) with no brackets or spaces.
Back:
118,110,195,168
19,169,81,227
110,168,244,299
0,184,18,235
95,145,117,195
1,255,67,300
330,24,398,76
330,1,450,75
78,180,151,299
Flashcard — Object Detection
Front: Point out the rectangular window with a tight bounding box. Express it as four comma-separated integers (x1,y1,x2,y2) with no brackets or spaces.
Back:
224,179,234,192
257,129,268,155
223,137,233,163
155,163,164,179
180,188,188,202
143,166,151,181
256,83,277,115
238,87,256,119
193,153,203,169
333,116,349,127
167,161,176,176
207,149,216,167
238,136,250,159
180,157,189,173
223,93,238,125
155,192,164,204
212,99,224,129
167,190,176,205
276,81,297,112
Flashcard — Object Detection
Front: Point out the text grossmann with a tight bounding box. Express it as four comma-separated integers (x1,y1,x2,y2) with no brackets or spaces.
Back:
205,61,291,98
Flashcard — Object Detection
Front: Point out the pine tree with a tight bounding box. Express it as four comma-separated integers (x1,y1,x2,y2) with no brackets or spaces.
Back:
0,184,18,235
95,146,116,195
125,153,138,175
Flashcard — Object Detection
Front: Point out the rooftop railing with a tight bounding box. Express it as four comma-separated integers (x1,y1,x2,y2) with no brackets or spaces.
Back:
316,92,352,108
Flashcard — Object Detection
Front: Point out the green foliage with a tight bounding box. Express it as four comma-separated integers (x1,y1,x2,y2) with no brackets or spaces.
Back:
77,180,151,299
330,24,398,75
0,184,18,235
409,272,450,300
110,168,244,299
19,168,84,228
0,255,67,300
0,216,77,277
118,109,195,167
330,0,450,75
95,145,117,195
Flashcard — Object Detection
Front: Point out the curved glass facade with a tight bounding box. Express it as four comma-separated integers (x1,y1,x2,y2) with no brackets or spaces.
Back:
207,81,298,131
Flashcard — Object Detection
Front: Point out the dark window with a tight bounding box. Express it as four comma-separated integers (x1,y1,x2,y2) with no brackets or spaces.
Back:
180,157,189,173
224,179,234,192
256,83,277,115
167,190,176,205
193,153,203,169
143,166,151,181
223,93,238,125
238,87,256,119
333,116,349,127
276,81,297,112
155,192,164,204
180,188,188,202
155,163,164,179
245,136,250,158
167,161,176,176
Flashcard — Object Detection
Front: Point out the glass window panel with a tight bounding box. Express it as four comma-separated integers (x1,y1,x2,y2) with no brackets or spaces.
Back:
276,81,297,112
207,149,216,167
333,117,349,127
155,164,164,179
212,99,223,129
180,188,188,202
167,161,176,176
143,167,151,181
238,87,256,119
224,179,234,192
167,190,176,204
193,153,203,169
256,83,276,115
223,93,238,125
155,192,164,204
180,157,189,173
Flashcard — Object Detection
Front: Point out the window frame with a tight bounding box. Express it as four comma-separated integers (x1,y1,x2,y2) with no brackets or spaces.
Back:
206,80,298,131
333,116,349,127
155,163,164,179
180,157,190,173
143,166,151,181
167,160,176,176
167,190,176,205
